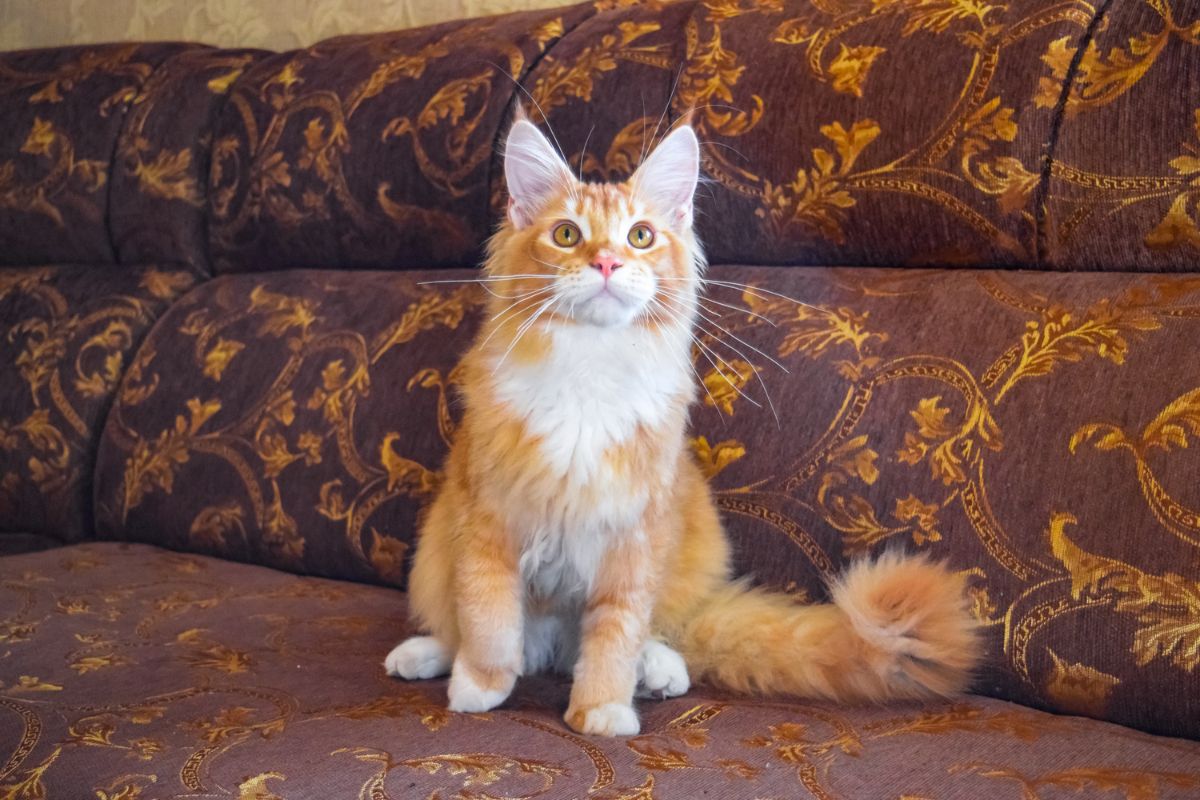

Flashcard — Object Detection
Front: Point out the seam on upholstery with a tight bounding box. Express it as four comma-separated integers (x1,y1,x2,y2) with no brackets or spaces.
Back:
105,46,206,267
88,265,217,540
482,5,598,240
201,49,270,277
1033,0,1113,266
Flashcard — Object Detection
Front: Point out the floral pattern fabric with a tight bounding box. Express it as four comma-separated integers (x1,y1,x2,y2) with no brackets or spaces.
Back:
0,265,198,542
1,542,1198,800
0,43,202,266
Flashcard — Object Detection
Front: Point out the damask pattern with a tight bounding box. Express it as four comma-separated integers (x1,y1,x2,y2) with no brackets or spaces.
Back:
94,270,485,587
1,543,1198,799
0,265,198,542
1044,0,1200,270
92,265,1200,741
111,47,268,271
206,5,593,272
0,42,201,265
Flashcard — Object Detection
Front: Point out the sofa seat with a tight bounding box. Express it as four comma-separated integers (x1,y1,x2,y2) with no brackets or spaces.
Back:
2,543,1198,799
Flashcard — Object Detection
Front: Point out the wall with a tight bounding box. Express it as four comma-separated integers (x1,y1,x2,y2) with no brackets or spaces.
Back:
0,0,576,51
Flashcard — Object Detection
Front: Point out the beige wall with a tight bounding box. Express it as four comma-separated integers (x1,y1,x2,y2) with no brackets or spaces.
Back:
0,0,575,51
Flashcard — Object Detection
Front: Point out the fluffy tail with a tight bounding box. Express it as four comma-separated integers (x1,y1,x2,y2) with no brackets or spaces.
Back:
675,552,981,702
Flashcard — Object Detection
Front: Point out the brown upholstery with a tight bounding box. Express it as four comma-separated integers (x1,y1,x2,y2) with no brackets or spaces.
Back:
2,543,1198,800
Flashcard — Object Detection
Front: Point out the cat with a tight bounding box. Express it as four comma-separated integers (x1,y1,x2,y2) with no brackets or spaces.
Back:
384,112,981,737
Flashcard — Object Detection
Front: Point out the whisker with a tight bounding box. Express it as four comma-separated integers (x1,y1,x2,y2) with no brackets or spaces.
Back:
418,275,557,285
691,308,789,374
657,285,776,327
693,320,779,424
648,299,724,420
493,295,558,373
684,323,763,411
478,289,555,348
658,277,822,312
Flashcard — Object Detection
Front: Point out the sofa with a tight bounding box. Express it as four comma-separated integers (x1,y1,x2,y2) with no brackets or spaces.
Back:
2,0,1199,797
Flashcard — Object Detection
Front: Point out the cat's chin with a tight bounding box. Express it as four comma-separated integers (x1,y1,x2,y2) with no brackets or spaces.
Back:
568,292,644,328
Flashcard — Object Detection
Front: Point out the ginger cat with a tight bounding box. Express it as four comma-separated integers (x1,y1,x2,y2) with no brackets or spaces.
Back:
384,115,980,736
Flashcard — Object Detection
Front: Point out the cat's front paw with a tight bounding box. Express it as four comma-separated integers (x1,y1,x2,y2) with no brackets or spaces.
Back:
447,656,516,713
565,702,640,736
636,640,690,699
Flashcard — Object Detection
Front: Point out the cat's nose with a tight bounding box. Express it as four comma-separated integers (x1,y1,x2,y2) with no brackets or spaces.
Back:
590,254,623,279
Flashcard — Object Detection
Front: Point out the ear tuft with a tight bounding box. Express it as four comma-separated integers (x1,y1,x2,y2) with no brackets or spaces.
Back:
632,125,700,228
504,119,573,229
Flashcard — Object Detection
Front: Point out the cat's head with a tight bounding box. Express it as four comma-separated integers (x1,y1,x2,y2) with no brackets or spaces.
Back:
488,115,702,329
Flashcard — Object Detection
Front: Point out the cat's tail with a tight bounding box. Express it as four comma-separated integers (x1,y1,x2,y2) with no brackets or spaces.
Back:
675,552,981,702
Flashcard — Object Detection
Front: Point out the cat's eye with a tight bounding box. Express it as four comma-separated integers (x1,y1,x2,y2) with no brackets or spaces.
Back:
552,222,581,248
628,223,655,249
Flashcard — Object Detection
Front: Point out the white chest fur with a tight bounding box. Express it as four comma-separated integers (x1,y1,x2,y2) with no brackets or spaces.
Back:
492,321,691,483
488,321,689,598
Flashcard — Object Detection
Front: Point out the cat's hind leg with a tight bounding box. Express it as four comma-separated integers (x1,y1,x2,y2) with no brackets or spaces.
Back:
636,639,690,699
384,635,452,680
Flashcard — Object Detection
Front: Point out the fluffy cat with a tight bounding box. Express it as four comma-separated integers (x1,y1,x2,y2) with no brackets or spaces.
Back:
384,114,980,737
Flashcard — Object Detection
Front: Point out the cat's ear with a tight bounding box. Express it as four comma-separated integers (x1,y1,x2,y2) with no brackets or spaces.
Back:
504,118,573,229
633,124,699,228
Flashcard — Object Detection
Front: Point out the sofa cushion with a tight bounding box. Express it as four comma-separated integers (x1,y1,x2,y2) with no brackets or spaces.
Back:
93,264,1200,739
0,43,201,265
206,4,595,273
519,0,1112,269
93,268,485,587
0,265,200,542
1043,0,1200,270
110,47,269,272
1,542,1197,800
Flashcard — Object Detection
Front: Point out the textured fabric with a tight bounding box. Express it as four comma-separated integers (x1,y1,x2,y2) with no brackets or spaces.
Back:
0,43,200,265
0,532,61,556
0,265,199,541
517,0,1107,268
94,269,485,586
2,542,1198,800
92,264,1200,739
206,5,594,273
0,0,600,51
111,47,269,271
1043,0,1200,271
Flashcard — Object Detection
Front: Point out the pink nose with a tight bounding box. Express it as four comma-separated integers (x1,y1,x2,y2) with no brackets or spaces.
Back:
590,254,623,279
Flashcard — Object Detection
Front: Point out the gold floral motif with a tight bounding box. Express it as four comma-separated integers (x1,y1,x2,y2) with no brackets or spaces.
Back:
756,120,880,244
1043,648,1121,718
1049,513,1200,672
1070,386,1200,548
0,117,108,226
121,398,221,519
700,358,755,415
690,436,746,479
953,763,1200,799
528,21,664,118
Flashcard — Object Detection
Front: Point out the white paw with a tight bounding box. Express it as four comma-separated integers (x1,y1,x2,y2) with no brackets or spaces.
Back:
636,640,690,699
384,636,452,680
447,658,513,713
577,702,640,737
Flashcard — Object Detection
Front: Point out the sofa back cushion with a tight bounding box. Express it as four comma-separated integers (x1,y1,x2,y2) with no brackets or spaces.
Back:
109,47,269,272
93,269,482,585
1041,0,1200,271
205,4,593,274
0,43,200,266
516,0,1095,269
0,265,199,541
